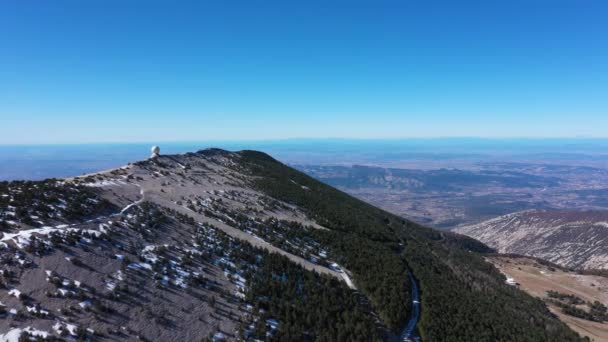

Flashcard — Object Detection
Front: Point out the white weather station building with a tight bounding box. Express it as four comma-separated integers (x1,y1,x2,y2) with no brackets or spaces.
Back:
150,145,160,158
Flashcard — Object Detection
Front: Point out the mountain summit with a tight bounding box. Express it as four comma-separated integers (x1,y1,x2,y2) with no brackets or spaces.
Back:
0,149,583,341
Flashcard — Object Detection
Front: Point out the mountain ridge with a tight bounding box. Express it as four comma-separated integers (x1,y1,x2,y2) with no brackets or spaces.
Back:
0,148,584,341
454,209,608,270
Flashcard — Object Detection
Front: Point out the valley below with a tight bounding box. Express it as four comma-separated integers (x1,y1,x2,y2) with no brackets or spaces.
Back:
297,161,608,228
489,256,608,341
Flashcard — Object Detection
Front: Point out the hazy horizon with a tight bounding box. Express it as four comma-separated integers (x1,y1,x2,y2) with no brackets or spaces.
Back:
3,137,608,181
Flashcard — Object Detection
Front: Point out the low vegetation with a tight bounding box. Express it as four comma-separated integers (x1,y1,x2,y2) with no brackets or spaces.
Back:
0,180,115,229
548,290,608,323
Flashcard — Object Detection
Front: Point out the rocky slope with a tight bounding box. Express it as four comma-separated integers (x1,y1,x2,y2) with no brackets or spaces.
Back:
0,149,585,341
454,210,608,270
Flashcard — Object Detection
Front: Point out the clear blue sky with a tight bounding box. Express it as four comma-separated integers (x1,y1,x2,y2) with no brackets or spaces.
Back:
1,0,607,143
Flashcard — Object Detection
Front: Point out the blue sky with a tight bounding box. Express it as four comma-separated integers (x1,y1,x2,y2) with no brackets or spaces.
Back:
1,0,607,143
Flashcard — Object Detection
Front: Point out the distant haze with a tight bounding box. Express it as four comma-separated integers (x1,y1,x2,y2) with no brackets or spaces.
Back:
2,138,608,181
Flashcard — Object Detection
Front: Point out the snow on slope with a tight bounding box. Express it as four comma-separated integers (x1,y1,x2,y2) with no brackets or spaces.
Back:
454,210,608,269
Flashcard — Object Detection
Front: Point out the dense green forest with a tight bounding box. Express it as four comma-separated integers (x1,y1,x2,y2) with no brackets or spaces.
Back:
243,252,381,341
234,150,584,341
169,209,381,341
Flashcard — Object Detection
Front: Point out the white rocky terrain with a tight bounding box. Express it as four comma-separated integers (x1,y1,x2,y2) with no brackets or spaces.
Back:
454,210,608,270
0,149,360,341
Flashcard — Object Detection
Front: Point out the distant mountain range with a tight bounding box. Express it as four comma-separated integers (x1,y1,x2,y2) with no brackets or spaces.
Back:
454,210,608,270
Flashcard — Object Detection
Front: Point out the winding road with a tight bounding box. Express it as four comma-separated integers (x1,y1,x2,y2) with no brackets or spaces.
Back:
400,272,421,342
119,185,145,214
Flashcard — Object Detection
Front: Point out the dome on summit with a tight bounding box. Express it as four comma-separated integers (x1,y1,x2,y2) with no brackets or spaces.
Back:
150,145,160,158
